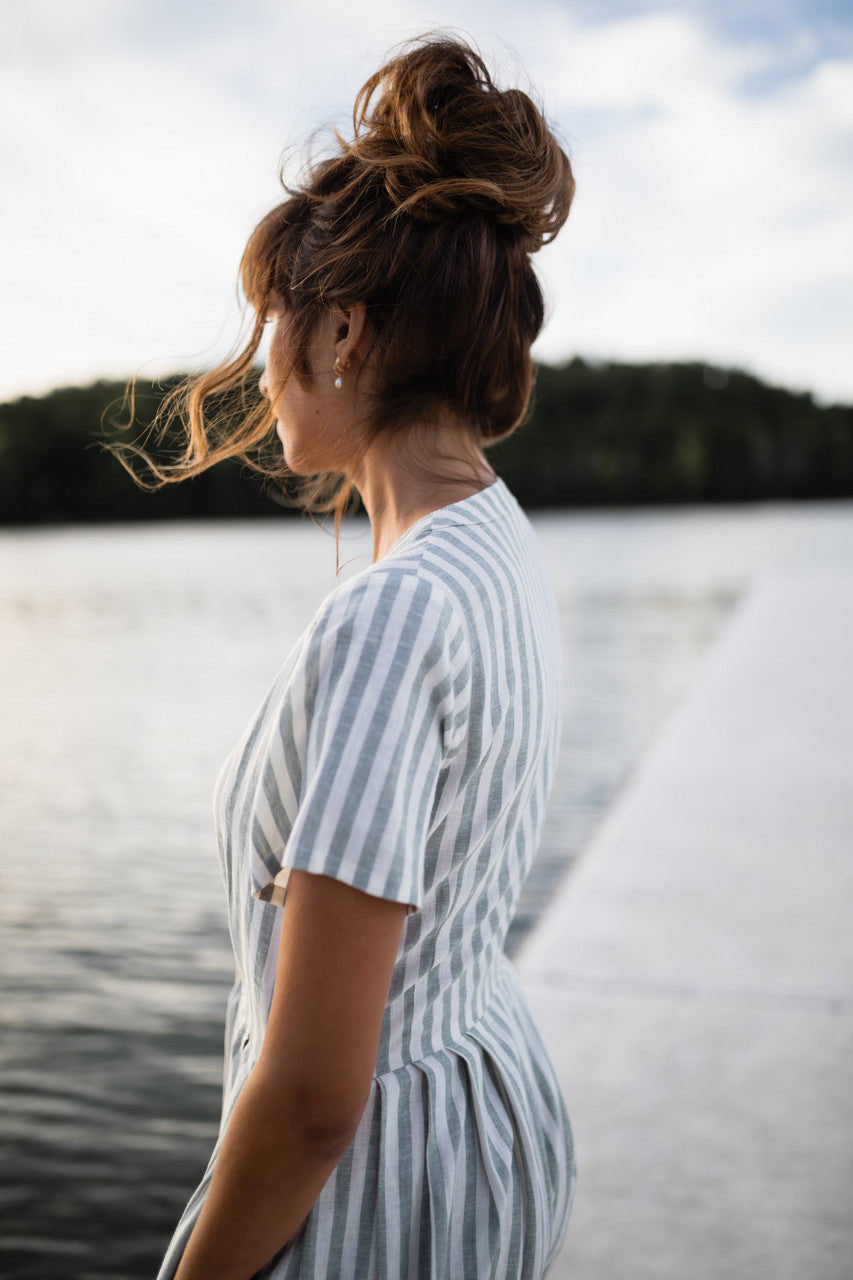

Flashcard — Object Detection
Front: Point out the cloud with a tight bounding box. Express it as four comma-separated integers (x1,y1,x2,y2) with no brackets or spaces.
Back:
0,0,440,392
1,0,851,403
517,9,853,401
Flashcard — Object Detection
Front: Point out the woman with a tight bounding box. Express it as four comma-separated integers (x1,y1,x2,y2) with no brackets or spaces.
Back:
150,34,576,1280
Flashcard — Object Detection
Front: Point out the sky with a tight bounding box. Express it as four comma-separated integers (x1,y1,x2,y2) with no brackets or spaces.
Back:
2,0,852,405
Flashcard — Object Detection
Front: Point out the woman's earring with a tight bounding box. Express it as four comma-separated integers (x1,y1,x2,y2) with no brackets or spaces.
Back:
333,356,350,390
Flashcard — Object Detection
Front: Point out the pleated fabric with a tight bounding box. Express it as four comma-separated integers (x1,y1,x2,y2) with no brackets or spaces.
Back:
158,479,575,1280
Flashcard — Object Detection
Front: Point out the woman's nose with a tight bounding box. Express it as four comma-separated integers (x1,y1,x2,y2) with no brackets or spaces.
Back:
259,370,269,399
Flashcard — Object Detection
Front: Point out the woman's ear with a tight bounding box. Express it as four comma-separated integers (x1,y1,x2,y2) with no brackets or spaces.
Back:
334,303,368,367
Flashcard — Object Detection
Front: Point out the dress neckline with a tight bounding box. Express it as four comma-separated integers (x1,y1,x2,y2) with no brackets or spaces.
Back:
381,477,512,561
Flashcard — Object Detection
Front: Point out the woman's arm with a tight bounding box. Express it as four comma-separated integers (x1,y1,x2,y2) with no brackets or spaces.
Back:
173,869,407,1280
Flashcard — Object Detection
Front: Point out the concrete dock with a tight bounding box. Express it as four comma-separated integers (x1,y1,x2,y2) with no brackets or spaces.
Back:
518,572,853,1280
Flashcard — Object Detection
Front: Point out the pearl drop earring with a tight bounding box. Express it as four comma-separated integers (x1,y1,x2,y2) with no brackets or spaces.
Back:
333,357,350,390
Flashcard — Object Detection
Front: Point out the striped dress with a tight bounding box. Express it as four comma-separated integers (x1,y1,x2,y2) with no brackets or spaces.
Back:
158,478,575,1280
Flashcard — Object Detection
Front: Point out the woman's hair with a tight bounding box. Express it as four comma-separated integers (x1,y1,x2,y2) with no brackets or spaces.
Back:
127,34,575,516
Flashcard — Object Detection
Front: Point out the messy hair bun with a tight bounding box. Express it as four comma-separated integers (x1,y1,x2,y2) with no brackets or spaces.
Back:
130,35,575,515
350,38,572,248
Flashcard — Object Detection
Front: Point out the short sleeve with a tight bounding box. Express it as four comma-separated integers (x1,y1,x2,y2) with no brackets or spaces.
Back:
249,569,471,912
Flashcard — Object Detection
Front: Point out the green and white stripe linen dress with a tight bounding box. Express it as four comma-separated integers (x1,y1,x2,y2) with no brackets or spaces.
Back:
158,478,575,1280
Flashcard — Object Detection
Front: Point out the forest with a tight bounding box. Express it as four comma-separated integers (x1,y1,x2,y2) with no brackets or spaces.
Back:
1,358,851,524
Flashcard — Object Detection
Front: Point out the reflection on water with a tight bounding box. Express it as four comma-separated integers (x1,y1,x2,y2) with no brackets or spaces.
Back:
2,501,853,1278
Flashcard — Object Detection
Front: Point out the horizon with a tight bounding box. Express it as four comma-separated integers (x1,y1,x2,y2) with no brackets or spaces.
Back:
3,353,849,412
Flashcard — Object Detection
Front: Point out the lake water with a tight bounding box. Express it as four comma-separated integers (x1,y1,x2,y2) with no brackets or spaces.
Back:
3,500,853,1278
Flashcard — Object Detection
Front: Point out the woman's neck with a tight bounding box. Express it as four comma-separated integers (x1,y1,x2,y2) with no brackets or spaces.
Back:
352,419,496,562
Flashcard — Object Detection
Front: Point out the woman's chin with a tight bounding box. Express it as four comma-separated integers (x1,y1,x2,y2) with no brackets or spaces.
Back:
280,443,325,478
278,436,345,477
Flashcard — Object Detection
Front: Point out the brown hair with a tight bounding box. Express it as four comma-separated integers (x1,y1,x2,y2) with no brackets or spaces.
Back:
126,34,575,518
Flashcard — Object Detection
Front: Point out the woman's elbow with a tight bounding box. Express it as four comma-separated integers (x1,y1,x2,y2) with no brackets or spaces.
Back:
255,1062,370,1159
293,1111,362,1160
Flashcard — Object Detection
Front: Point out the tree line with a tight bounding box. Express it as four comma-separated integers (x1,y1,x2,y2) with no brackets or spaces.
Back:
1,358,851,524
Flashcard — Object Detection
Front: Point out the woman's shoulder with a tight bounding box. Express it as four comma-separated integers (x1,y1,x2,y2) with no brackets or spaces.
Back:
306,556,469,666
283,556,473,763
